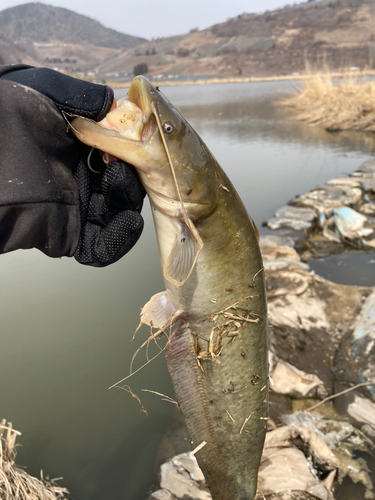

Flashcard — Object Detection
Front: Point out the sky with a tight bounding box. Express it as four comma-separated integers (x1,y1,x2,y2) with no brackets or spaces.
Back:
0,0,303,39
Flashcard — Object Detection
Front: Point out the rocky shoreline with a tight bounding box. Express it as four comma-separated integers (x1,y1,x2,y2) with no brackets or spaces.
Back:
264,159,375,261
147,242,375,500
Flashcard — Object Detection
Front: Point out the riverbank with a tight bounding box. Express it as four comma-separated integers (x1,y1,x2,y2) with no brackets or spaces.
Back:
107,69,375,89
264,158,375,261
281,73,375,132
0,420,69,499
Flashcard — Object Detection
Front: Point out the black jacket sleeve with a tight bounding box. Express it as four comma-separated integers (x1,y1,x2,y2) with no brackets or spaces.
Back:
0,64,114,121
0,74,81,257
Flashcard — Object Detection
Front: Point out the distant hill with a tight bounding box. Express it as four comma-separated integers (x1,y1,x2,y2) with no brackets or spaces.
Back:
97,0,375,78
1,0,375,79
0,2,146,72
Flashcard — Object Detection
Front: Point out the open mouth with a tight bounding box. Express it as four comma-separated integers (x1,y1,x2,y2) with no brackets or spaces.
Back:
98,78,154,141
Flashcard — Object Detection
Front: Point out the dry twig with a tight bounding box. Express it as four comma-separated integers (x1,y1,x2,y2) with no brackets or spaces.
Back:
305,382,375,411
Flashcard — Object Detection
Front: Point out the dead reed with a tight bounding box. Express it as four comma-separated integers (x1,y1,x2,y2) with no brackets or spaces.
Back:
0,420,69,500
281,72,375,132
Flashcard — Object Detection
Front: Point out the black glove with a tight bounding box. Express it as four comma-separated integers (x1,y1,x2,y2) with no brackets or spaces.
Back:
73,151,144,267
0,65,144,266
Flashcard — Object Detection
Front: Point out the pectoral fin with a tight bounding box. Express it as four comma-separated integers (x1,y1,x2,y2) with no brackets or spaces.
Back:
140,291,181,329
163,220,203,287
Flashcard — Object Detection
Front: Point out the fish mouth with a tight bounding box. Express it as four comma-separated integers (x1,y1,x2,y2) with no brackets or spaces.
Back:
99,77,155,142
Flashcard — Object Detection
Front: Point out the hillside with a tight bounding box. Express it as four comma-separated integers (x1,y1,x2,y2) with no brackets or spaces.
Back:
0,2,146,72
1,0,375,79
97,0,375,79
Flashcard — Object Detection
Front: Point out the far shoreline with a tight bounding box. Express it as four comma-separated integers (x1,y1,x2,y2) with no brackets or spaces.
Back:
107,69,375,89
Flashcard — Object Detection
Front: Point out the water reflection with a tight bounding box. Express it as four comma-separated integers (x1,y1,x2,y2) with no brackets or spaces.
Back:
0,81,372,500
165,83,375,152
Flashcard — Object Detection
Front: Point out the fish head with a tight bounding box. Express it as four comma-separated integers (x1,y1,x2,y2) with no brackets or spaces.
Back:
71,76,218,220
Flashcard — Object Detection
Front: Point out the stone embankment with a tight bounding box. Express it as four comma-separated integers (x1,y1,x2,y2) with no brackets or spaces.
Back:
265,159,375,260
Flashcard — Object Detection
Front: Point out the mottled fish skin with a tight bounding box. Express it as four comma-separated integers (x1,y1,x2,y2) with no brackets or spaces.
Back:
163,159,268,500
71,76,268,500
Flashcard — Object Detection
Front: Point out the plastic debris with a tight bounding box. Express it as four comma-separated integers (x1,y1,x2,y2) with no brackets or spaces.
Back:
283,412,375,499
270,357,326,399
267,205,316,231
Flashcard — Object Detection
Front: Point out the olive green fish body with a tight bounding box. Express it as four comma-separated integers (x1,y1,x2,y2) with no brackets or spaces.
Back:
164,164,268,500
71,77,268,500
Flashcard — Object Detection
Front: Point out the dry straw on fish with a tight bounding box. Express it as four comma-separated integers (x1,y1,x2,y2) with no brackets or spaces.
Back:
281,70,375,132
0,419,69,500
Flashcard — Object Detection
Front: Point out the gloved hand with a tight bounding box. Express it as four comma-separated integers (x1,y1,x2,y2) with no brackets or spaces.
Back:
73,150,144,267
0,65,144,266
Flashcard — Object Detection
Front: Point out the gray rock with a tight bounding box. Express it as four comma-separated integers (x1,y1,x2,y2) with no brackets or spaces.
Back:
290,184,363,213
332,207,375,248
159,453,211,500
267,217,312,231
275,205,317,222
282,412,375,498
351,290,375,398
270,358,326,399
358,202,375,216
148,490,177,500
360,179,375,193
311,184,346,199
353,159,375,179
259,234,295,247
326,177,362,188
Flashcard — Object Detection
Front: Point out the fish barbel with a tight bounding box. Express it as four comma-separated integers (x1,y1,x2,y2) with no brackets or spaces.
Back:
71,77,268,500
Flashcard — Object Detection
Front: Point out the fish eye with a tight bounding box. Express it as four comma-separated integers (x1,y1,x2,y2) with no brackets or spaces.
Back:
163,122,175,135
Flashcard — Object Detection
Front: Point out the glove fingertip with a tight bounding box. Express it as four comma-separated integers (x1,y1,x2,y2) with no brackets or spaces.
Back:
74,210,144,267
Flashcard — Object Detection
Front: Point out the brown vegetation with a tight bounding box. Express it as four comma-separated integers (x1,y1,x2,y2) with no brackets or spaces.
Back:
0,420,68,500
281,71,375,132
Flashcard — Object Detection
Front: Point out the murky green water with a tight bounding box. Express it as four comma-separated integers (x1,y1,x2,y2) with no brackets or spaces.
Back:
1,80,374,499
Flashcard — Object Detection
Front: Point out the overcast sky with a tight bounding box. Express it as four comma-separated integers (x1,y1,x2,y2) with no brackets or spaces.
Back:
0,0,303,39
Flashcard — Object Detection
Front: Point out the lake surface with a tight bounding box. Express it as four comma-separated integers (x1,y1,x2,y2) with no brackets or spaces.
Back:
1,80,374,500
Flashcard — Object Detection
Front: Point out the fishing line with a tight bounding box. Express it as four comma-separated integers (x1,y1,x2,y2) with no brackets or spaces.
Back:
151,101,191,229
87,147,101,173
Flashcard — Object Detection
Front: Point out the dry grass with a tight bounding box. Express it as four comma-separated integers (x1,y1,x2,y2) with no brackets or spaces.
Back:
281,72,375,132
0,420,69,500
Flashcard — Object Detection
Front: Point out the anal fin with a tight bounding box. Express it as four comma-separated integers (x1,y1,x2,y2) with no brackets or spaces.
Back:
140,290,181,330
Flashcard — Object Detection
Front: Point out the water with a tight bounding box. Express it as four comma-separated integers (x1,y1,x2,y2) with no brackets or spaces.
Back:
1,80,374,499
